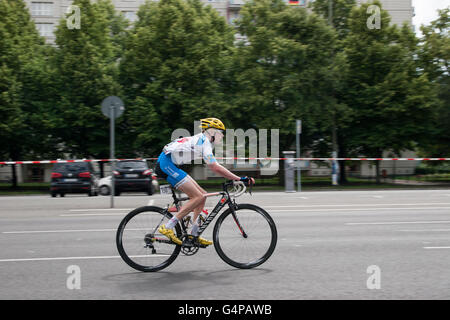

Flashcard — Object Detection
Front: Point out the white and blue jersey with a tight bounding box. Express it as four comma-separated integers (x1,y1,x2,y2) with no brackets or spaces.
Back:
163,133,217,166
157,133,217,188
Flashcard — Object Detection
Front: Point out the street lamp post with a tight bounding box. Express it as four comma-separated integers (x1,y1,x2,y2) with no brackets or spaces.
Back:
296,120,302,192
328,0,339,186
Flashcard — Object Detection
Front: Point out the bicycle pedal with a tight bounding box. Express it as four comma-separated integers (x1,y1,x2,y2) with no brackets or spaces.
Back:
192,237,208,248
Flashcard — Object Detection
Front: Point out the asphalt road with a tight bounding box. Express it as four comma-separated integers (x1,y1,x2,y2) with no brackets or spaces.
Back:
1,189,450,300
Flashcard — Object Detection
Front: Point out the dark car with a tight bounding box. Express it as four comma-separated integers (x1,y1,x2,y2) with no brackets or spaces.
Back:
50,162,99,197
113,160,155,196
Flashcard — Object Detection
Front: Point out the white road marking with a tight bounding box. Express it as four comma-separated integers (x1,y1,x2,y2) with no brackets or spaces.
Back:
61,213,126,217
398,229,450,232
69,208,134,212
3,228,150,234
3,229,116,234
266,203,450,208
347,220,450,226
257,207,450,213
0,255,170,263
9,225,450,237
280,207,450,212
423,247,450,249
69,203,450,211
59,206,450,217
147,200,154,205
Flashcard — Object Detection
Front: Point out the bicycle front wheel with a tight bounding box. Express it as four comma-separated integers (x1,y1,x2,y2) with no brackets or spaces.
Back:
213,204,277,269
116,206,181,272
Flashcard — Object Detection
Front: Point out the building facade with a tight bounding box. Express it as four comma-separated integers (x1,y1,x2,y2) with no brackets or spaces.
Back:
23,0,234,43
24,1,413,42
357,0,414,27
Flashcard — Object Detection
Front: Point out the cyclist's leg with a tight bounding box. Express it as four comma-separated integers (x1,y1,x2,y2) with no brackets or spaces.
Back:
190,180,207,223
157,153,205,244
158,152,207,220
158,154,212,244
158,152,203,220
174,176,206,221
179,178,212,245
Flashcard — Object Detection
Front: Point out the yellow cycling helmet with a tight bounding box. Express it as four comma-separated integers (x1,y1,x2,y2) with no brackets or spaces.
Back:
200,118,226,131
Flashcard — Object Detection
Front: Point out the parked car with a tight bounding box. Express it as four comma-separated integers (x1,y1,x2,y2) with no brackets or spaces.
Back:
98,173,159,196
50,162,99,197
98,176,113,196
104,160,158,196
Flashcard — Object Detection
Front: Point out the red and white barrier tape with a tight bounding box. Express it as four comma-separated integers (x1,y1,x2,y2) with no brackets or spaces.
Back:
1,157,449,165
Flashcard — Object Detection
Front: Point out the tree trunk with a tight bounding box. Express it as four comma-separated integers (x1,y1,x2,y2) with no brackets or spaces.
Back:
338,146,348,185
375,161,381,184
11,164,18,188
99,161,105,178
339,160,348,184
9,147,20,189
337,136,348,184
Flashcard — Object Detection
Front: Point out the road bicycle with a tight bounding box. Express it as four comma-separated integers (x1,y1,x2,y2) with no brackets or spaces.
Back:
116,180,277,272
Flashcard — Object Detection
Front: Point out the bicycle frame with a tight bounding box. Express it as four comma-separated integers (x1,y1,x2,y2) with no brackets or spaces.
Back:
197,192,230,235
166,182,240,237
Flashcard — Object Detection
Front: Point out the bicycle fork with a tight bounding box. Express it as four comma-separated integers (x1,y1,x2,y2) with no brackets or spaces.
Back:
231,209,248,238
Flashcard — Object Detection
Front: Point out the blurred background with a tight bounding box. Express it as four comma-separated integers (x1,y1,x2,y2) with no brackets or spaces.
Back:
0,0,449,192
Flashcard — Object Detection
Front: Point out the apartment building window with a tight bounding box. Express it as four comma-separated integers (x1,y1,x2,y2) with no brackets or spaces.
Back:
31,2,54,16
36,23,54,37
229,12,241,25
123,11,138,23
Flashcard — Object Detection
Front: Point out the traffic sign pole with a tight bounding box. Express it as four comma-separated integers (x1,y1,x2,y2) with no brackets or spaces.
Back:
296,120,302,192
101,96,124,209
110,105,115,208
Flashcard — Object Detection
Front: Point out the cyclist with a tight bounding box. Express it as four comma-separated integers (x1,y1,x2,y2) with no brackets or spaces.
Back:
155,118,254,246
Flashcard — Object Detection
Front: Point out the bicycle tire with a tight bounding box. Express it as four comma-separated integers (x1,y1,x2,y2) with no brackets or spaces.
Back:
213,203,277,269
116,206,181,272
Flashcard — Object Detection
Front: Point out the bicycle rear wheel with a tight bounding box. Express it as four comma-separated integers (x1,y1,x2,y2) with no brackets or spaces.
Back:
116,206,181,272
213,204,277,269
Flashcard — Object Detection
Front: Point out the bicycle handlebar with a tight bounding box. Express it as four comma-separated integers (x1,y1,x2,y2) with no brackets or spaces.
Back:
223,180,252,197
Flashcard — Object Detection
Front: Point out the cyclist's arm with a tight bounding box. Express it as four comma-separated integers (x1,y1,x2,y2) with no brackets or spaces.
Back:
202,139,242,181
207,162,240,181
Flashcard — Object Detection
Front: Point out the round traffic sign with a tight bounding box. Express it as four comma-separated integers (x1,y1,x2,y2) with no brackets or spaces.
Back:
101,96,125,119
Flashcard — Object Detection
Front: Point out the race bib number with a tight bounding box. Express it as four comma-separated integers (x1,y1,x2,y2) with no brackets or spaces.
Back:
159,184,172,195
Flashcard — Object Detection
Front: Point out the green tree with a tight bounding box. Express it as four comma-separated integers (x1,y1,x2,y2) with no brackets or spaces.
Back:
310,0,356,183
309,0,356,39
342,1,438,181
0,0,55,186
120,0,236,157
52,0,127,159
417,8,450,157
233,0,340,154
